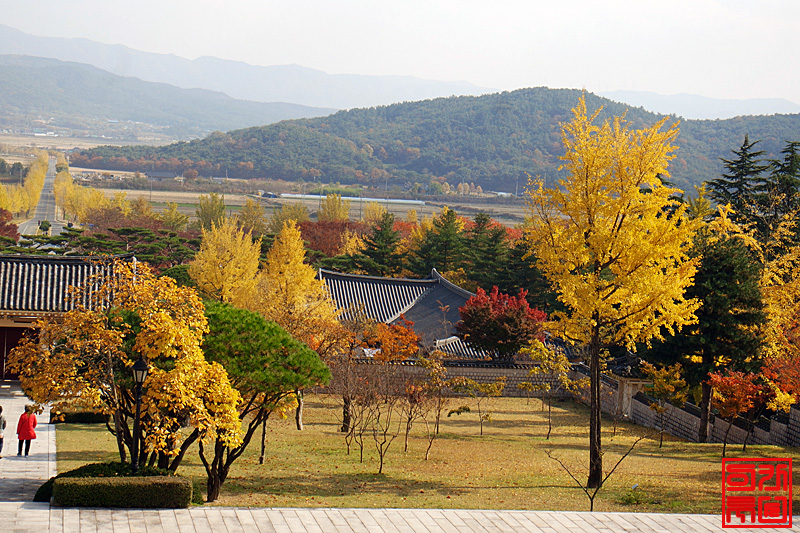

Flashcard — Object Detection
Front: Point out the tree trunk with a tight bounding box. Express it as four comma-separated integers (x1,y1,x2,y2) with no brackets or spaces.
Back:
206,473,221,503
587,322,603,489
698,381,712,443
722,417,734,458
295,389,304,431
112,408,127,463
341,397,352,433
259,415,267,465
546,396,552,440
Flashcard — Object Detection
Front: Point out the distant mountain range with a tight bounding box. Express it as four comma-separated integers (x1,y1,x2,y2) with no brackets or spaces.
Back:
600,90,800,120
74,87,800,194
0,55,335,140
0,24,491,110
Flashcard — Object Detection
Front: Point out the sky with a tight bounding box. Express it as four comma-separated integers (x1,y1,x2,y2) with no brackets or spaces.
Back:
3,0,799,103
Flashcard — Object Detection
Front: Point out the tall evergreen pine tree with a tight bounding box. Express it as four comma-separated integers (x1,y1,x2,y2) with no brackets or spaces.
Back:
644,236,766,442
706,135,769,228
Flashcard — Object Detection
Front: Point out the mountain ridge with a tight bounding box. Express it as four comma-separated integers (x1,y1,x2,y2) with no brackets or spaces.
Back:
0,24,491,110
0,55,336,140
600,90,800,120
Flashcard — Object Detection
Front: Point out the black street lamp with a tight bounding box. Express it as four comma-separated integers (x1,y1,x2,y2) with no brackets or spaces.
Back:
130,358,149,474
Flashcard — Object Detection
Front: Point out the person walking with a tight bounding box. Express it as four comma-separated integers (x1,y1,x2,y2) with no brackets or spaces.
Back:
16,405,36,456
0,405,6,459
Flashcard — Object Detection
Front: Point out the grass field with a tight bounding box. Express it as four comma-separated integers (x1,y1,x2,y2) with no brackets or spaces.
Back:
55,394,800,512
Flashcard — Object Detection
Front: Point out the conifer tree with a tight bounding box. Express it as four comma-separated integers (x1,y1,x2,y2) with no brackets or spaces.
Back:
465,212,509,290
706,135,768,229
352,211,403,277
408,207,466,276
645,235,766,442
764,141,800,228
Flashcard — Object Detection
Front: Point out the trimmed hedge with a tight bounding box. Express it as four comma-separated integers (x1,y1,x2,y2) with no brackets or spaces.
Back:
34,462,175,503
53,476,192,508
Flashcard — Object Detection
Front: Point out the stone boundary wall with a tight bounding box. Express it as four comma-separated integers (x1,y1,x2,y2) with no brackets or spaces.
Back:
441,364,569,398
627,390,800,447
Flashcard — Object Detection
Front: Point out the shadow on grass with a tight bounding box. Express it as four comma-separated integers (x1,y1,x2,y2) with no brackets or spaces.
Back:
57,450,120,463
224,471,469,498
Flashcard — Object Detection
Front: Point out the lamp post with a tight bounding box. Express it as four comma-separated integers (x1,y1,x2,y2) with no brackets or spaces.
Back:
130,358,149,474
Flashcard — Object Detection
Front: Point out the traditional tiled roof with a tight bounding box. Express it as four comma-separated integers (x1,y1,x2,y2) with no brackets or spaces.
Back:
319,268,477,356
319,268,583,363
0,255,119,318
320,270,437,324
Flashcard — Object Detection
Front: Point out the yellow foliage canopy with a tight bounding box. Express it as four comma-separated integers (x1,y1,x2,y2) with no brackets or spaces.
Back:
9,260,242,463
189,219,261,306
249,221,340,352
525,95,700,350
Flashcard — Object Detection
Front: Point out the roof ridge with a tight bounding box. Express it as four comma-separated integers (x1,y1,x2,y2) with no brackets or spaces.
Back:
319,268,438,285
429,268,476,298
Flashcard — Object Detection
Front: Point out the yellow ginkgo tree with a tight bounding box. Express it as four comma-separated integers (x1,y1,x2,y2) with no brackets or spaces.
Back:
250,220,340,346
9,260,242,472
189,219,261,306
525,95,700,488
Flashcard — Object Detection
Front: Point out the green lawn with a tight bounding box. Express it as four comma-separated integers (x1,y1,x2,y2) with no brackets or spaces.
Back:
56,395,800,512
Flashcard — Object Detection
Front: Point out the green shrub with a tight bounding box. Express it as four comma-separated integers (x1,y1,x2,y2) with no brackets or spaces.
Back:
34,462,172,502
53,477,192,508
191,479,205,505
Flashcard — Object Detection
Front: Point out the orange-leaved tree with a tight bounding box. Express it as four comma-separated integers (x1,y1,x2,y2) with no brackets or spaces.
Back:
525,94,700,488
362,316,420,362
9,260,242,472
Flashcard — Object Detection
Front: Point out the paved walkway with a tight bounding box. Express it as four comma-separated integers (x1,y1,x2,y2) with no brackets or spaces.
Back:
0,382,796,532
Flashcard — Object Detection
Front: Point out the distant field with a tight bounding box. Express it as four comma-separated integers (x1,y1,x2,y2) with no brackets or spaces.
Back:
0,133,167,151
98,188,528,226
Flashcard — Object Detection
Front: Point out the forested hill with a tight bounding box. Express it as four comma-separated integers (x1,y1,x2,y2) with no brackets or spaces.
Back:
74,87,800,193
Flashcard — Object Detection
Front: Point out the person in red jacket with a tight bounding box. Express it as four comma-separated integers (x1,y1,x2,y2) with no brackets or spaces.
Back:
16,405,36,456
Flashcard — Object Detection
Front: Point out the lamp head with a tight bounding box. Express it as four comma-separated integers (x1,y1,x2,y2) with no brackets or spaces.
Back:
132,358,149,385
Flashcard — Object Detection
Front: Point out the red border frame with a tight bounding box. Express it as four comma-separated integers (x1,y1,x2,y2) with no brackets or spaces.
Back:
722,458,792,528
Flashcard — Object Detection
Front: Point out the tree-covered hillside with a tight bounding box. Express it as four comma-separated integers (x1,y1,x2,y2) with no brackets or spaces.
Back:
74,87,800,192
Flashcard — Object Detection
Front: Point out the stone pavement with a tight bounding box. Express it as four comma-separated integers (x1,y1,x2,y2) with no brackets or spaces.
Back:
0,381,797,532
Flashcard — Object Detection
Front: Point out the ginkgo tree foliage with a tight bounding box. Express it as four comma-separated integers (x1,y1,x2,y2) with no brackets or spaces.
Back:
189,219,261,306
250,220,340,347
9,260,242,472
525,95,700,489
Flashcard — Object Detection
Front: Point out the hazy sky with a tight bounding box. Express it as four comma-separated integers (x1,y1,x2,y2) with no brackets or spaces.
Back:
3,0,799,103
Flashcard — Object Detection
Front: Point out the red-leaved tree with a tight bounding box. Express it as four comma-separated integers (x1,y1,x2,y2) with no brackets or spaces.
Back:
0,208,19,242
707,370,763,457
457,286,547,361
